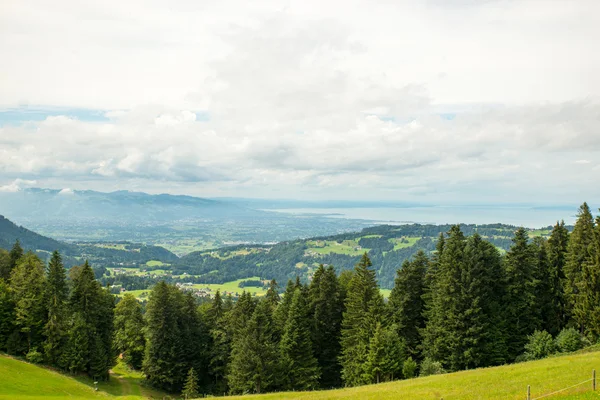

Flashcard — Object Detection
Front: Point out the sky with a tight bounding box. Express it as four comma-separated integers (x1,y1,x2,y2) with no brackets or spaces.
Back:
0,0,599,204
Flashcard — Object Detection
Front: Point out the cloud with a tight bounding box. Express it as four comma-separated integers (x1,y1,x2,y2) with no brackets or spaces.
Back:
0,179,38,192
0,0,599,203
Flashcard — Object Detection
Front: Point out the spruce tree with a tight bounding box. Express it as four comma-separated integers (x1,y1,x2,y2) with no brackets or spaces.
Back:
365,322,385,384
504,228,538,360
183,367,200,399
280,288,320,390
178,292,209,390
0,249,11,282
574,214,600,339
546,221,569,334
143,282,181,391
114,293,145,369
339,253,382,386
565,202,595,324
0,280,15,352
388,251,428,359
6,240,24,281
43,251,69,365
228,299,278,394
10,252,47,354
265,279,280,312
209,291,231,393
308,264,344,388
273,279,300,337
531,237,561,336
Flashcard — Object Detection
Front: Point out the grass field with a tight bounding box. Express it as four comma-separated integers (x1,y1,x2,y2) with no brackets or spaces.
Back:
218,349,600,400
0,355,165,399
191,276,268,296
306,240,368,256
389,236,420,250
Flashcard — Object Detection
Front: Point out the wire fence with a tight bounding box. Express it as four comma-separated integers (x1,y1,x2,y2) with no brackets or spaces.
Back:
528,370,596,400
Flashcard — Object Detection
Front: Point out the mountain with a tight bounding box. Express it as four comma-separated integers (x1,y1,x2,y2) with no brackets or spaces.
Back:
0,215,73,254
0,188,265,223
0,215,178,267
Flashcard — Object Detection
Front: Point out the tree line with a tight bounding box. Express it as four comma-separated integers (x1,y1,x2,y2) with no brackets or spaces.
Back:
0,202,599,398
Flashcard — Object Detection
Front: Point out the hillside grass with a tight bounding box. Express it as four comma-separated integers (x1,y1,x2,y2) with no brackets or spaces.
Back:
219,349,600,400
0,355,165,399
191,276,267,296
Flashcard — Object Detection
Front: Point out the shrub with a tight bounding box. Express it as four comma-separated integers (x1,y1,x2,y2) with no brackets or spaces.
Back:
555,328,583,353
420,357,445,377
402,357,417,379
524,330,556,360
26,348,44,364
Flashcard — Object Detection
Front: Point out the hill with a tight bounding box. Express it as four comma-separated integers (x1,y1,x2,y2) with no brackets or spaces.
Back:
174,223,556,288
0,215,178,268
0,355,164,399
218,349,600,400
2,349,599,399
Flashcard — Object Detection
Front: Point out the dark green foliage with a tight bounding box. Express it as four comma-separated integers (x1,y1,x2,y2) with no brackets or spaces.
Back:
209,291,230,393
308,264,344,388
564,203,595,324
43,251,68,365
0,280,14,352
503,228,539,361
10,252,47,354
183,367,200,399
228,299,278,394
67,261,115,379
114,293,145,369
274,279,301,336
26,347,44,363
419,357,445,377
339,253,383,386
402,357,417,379
8,240,24,278
574,214,600,339
280,288,320,390
0,249,11,282
523,330,556,360
555,327,583,353
388,251,428,359
264,279,280,312
545,221,569,334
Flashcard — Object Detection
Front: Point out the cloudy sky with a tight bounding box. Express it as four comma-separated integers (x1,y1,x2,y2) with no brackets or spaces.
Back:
1,0,599,203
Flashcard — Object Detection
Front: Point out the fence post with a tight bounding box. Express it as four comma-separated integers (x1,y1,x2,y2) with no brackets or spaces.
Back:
527,385,531,400
594,369,596,391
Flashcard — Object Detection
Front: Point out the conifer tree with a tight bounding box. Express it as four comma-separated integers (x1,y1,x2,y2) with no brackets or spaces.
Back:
274,279,300,336
208,290,223,325
0,249,11,282
10,252,47,353
339,253,382,386
574,214,600,339
114,293,145,369
183,367,200,399
308,264,344,388
209,291,230,393
143,282,182,391
228,299,278,394
365,322,385,384
280,288,320,390
565,203,595,323
6,240,24,281
531,237,561,336
178,292,209,390
388,251,428,359
0,280,15,352
504,228,538,360
546,221,569,333
43,251,68,365
265,279,280,312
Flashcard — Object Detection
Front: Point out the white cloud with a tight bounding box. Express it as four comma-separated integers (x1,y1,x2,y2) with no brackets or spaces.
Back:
0,179,38,192
0,0,599,203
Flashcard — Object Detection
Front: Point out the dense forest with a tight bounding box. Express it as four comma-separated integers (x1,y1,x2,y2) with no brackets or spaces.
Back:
0,202,599,398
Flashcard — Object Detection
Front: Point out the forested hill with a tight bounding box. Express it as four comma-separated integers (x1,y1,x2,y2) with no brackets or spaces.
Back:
174,222,557,289
0,215,178,267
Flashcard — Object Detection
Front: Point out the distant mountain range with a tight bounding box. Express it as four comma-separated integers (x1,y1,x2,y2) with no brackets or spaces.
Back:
0,188,265,224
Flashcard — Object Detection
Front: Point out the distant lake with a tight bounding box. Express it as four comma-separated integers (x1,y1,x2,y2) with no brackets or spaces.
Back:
262,206,579,228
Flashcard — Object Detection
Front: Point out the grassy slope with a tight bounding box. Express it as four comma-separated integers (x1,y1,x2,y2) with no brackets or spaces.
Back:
220,350,600,400
0,355,163,400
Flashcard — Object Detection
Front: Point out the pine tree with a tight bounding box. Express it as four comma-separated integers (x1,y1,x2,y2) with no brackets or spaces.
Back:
177,292,209,391
565,203,595,325
546,221,569,334
10,252,47,354
274,279,300,337
364,322,385,384
228,299,278,394
143,282,182,391
208,290,223,325
574,214,600,339
265,279,280,312
43,251,69,365
183,367,200,399
0,280,15,352
0,249,11,282
209,291,230,393
504,228,538,360
388,251,428,359
308,264,344,388
531,237,561,336
6,240,24,281
339,253,382,386
114,293,145,369
280,288,320,390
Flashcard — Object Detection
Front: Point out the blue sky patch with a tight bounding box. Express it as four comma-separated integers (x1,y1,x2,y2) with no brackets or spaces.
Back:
0,106,110,126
